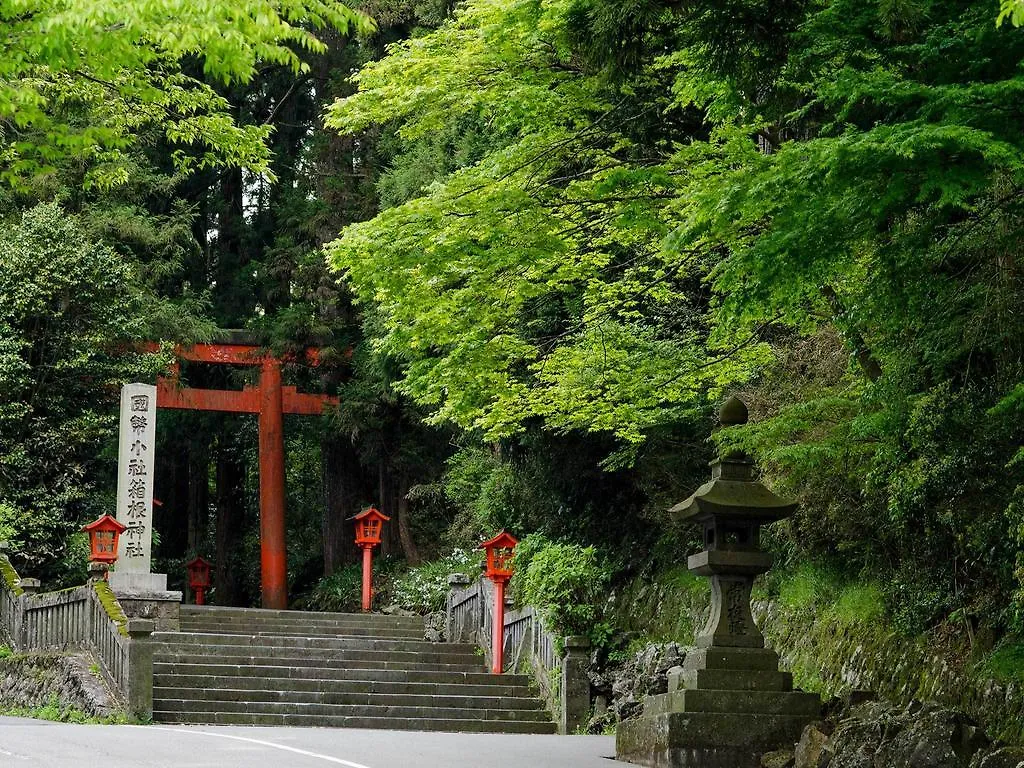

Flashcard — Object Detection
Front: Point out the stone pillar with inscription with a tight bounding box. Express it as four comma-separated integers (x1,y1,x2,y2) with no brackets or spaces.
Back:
108,384,181,628
616,397,821,768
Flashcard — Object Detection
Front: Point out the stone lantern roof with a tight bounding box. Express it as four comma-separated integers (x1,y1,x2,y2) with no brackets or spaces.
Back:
669,396,796,525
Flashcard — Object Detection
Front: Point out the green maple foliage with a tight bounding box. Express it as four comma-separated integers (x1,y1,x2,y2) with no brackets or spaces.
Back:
327,0,1024,631
0,0,373,187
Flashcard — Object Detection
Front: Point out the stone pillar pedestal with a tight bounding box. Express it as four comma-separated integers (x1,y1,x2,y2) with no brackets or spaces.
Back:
109,574,182,633
445,573,471,643
560,635,591,734
88,562,109,583
125,618,155,720
617,631,821,768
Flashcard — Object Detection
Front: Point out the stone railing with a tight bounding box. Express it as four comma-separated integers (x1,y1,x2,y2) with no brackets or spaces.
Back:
0,544,155,719
445,575,592,733
0,554,21,647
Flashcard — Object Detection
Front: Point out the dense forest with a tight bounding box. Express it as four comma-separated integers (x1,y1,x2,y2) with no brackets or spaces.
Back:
1,0,1023,658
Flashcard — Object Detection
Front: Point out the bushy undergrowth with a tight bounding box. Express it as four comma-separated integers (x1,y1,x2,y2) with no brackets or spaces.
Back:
391,548,482,613
512,534,612,639
298,565,364,613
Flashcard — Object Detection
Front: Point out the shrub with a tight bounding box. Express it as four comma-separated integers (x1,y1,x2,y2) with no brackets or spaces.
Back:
392,548,483,613
512,534,611,638
298,565,363,613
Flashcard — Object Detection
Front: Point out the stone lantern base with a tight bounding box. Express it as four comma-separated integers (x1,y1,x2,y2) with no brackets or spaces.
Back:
615,646,820,768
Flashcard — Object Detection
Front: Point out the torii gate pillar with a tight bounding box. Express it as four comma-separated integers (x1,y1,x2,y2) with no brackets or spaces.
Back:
151,340,337,609
258,359,288,610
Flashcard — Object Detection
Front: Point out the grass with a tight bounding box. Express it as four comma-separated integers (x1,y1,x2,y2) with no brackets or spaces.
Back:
978,642,1024,685
826,582,886,626
775,565,836,611
772,564,885,626
0,694,135,724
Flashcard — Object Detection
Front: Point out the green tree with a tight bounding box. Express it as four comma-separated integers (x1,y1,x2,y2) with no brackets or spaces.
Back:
0,0,371,187
326,0,1024,634
0,202,164,581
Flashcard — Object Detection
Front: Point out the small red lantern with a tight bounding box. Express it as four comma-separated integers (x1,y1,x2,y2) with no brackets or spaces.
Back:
186,556,212,606
354,506,390,547
82,514,127,568
480,531,518,583
352,507,390,612
479,531,518,674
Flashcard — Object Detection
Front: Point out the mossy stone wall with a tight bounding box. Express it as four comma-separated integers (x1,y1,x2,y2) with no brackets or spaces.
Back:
613,568,1024,745
0,651,116,718
756,601,1024,744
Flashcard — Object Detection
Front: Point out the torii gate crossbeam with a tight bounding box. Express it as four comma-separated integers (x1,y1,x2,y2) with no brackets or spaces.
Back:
153,342,337,609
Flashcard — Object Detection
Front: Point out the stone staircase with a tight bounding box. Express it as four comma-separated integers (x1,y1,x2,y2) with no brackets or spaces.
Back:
151,605,555,733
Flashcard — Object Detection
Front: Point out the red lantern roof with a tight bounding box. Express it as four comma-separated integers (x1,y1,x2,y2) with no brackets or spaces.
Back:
82,514,127,535
479,531,519,551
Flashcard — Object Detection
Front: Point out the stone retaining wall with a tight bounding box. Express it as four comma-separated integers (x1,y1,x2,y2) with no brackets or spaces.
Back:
757,601,1024,745
0,651,117,718
609,570,1024,745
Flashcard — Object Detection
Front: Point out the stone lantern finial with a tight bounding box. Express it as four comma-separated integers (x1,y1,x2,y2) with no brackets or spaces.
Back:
719,395,748,426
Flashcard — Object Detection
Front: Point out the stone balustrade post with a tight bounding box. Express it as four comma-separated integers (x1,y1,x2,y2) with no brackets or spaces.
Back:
87,562,109,583
560,635,592,734
125,618,155,720
445,573,470,642
18,578,40,595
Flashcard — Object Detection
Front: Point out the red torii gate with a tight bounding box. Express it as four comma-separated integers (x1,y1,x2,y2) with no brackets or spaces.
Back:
152,341,338,609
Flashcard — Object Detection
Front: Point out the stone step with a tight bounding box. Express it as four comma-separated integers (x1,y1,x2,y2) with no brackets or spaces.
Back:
180,626,423,643
175,623,424,639
152,697,547,723
179,614,424,629
153,668,532,693
643,689,821,717
152,710,557,733
683,647,781,672
160,605,551,735
670,668,793,693
154,650,484,673
154,686,545,710
180,610,423,626
617,710,812,754
154,643,479,667
153,632,467,653
154,675,532,699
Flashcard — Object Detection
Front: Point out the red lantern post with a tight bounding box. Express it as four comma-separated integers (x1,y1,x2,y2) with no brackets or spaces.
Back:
186,556,212,605
479,531,518,674
82,515,127,574
352,507,390,612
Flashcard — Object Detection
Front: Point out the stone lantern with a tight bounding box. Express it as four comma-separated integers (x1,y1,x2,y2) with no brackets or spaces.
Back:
616,397,821,768
672,396,795,650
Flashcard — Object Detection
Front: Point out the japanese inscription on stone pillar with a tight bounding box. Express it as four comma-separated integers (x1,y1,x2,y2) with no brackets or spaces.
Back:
115,383,157,573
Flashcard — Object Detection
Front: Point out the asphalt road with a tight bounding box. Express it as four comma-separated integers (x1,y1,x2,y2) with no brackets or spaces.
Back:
0,717,628,768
